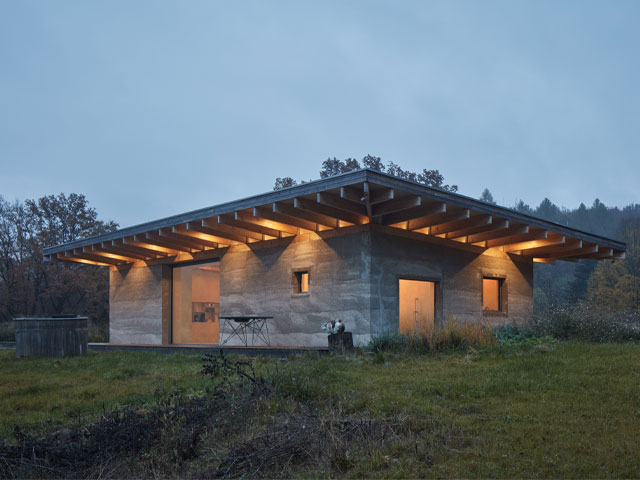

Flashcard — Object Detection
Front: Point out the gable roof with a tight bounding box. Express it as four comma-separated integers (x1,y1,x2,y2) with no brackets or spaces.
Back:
43,168,626,266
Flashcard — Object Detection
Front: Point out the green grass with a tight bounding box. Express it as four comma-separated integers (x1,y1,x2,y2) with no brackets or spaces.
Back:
0,351,206,435
1,342,639,478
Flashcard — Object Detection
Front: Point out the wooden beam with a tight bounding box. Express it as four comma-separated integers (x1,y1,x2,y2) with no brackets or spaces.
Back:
58,252,112,267
88,245,144,262
363,182,373,218
72,249,127,265
295,197,367,225
407,208,469,231
140,233,195,253
340,185,365,204
218,213,286,238
539,244,599,259
164,227,221,249
485,229,548,248
316,192,368,217
430,215,492,236
371,195,422,217
253,206,317,232
503,236,567,254
121,237,180,256
574,248,614,260
102,241,163,260
533,258,556,264
214,217,267,241
519,239,582,257
383,202,447,226
368,186,395,204
274,202,338,229
186,222,244,244
235,210,299,236
468,225,529,245
448,220,509,241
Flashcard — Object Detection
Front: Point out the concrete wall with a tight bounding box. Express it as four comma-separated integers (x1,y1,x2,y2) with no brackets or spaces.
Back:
369,230,534,334
219,231,372,347
109,263,166,344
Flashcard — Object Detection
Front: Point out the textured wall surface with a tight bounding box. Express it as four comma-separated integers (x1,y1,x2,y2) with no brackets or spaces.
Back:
370,230,534,334
219,231,372,347
110,264,165,344
107,227,534,347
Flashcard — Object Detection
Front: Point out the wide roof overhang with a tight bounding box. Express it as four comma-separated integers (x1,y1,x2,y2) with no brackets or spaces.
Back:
43,169,626,267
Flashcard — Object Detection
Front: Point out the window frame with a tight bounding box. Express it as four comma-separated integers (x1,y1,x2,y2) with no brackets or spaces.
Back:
291,267,311,296
481,274,507,316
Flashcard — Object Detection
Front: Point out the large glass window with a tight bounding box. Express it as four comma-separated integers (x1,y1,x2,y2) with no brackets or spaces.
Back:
172,260,220,344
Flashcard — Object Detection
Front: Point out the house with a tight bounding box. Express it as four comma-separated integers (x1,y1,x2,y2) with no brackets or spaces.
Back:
43,169,626,347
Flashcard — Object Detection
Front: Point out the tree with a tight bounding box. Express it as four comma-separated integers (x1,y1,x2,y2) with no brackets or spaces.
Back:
513,199,533,215
273,177,297,190
0,193,117,338
274,155,458,192
362,154,385,171
586,217,640,311
479,188,496,204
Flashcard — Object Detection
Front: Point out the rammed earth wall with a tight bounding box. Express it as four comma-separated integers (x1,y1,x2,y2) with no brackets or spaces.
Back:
108,226,533,347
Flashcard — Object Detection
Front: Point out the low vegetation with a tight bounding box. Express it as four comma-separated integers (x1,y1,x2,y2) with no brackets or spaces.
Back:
1,316,639,478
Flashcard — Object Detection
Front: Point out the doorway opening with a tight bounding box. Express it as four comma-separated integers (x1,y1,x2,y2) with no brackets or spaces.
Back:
399,279,436,334
172,260,220,344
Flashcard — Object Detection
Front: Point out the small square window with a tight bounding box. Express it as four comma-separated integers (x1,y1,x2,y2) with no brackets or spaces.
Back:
483,277,503,312
294,271,309,294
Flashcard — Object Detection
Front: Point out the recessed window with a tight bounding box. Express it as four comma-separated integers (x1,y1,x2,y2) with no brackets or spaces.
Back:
294,271,309,294
483,277,503,312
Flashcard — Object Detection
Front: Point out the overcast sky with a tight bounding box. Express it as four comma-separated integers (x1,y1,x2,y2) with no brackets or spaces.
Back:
1,1,638,228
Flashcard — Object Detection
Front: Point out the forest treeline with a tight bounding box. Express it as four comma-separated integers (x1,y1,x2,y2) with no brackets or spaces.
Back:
0,158,638,338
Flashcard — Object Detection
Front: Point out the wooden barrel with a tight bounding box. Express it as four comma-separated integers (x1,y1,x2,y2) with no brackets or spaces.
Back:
14,316,88,358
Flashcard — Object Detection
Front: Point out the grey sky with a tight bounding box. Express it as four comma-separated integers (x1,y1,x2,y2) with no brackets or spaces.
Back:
1,0,638,228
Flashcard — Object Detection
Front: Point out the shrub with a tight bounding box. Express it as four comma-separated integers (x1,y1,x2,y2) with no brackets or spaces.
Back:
367,318,497,354
0,321,14,342
529,305,640,343
367,332,409,353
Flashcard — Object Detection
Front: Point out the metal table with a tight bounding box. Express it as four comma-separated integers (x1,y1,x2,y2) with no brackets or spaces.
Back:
219,315,273,346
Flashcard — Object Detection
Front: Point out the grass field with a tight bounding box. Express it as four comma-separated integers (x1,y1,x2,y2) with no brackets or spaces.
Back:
1,341,639,478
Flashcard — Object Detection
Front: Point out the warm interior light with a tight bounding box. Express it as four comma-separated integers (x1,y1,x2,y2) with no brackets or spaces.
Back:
482,278,500,311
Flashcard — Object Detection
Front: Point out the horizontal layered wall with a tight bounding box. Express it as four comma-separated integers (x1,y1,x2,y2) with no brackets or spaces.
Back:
108,226,533,347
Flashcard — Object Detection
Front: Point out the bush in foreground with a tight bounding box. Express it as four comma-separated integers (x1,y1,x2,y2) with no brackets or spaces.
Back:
528,304,640,342
368,317,497,354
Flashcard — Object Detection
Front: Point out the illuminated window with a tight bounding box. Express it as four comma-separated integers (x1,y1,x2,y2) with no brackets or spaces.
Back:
294,271,309,294
482,277,503,312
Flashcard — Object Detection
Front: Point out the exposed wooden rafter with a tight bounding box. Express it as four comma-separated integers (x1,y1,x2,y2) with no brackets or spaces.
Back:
372,195,422,217
253,206,318,232
485,229,548,249
139,232,195,253
235,210,299,236
273,202,337,229
71,249,126,265
101,241,162,260
449,220,509,242
218,213,286,239
467,225,529,246
294,197,366,225
383,202,448,227
87,245,141,263
316,192,369,218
